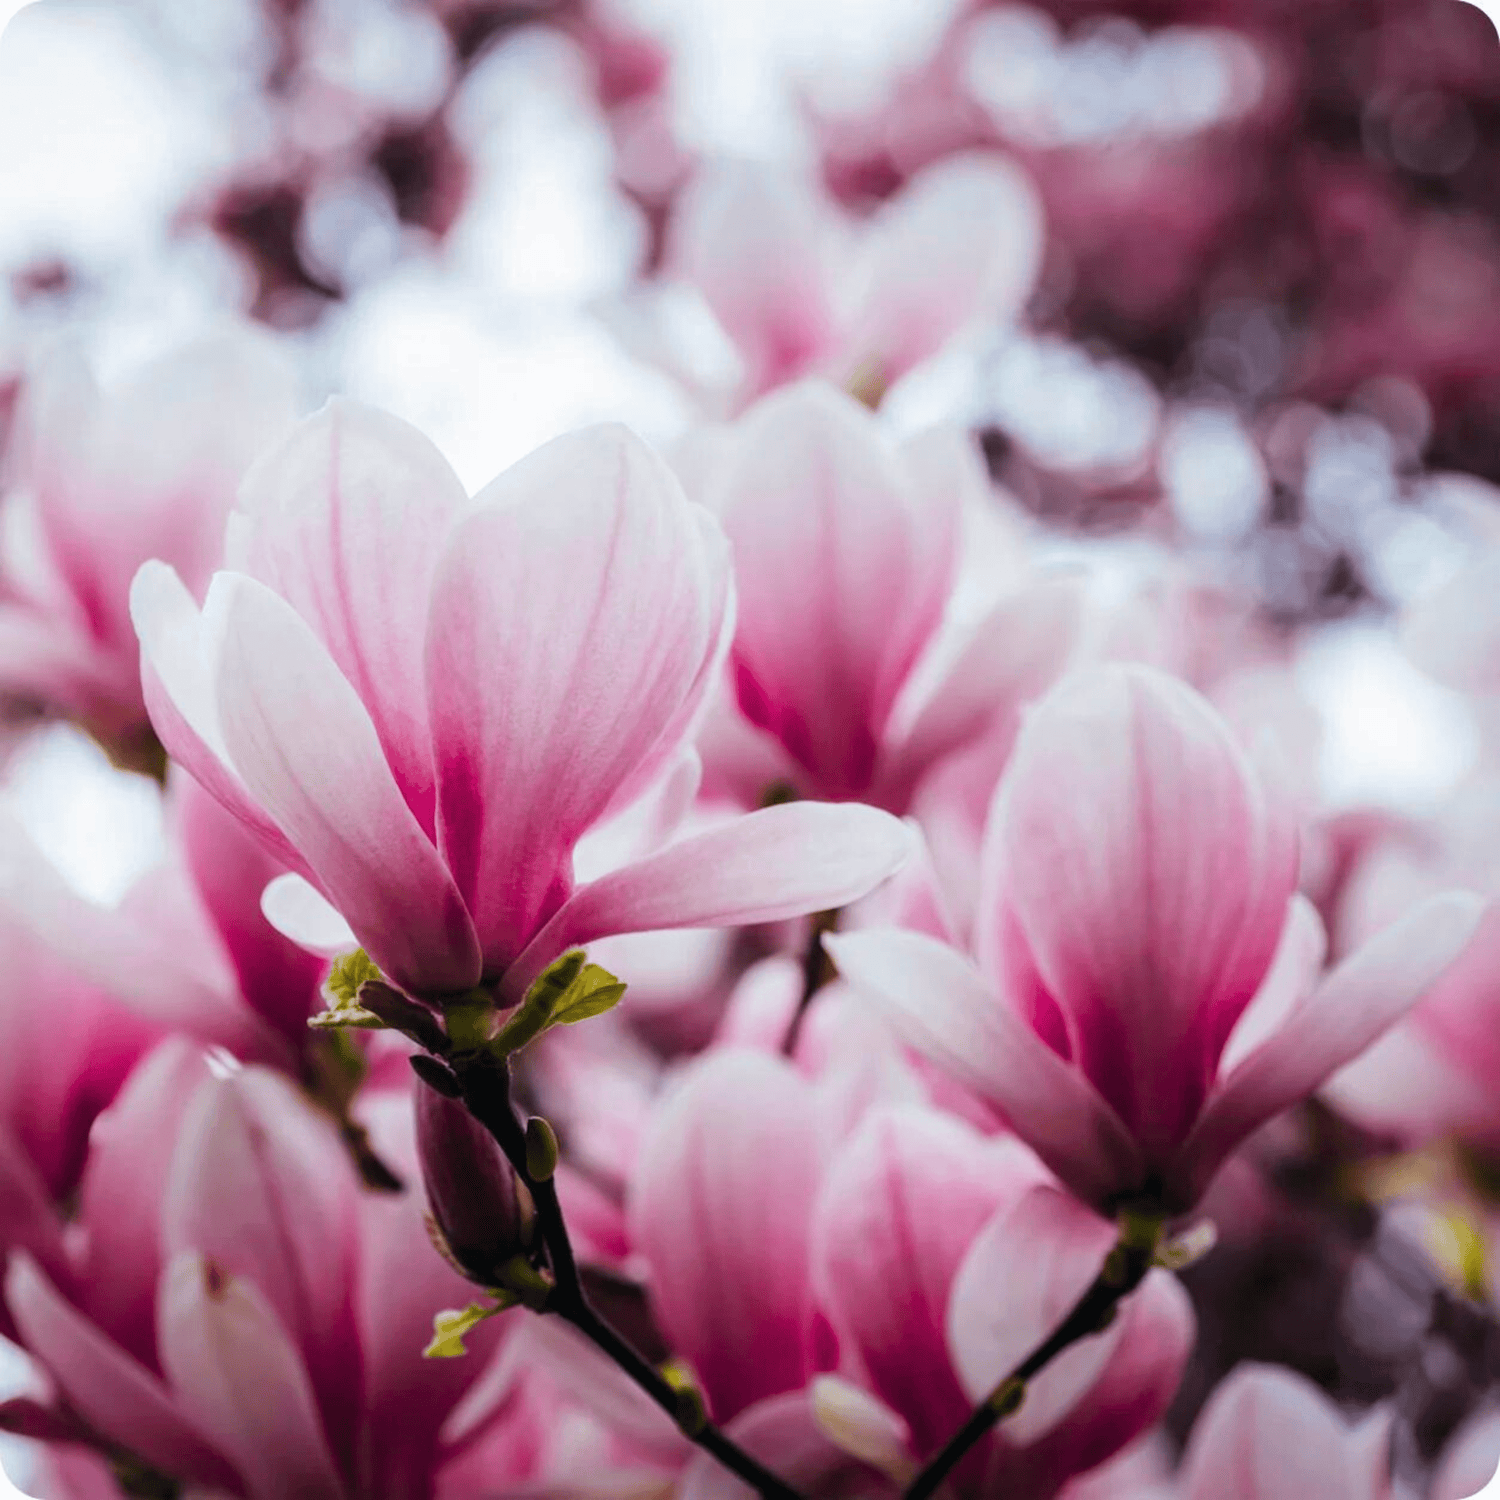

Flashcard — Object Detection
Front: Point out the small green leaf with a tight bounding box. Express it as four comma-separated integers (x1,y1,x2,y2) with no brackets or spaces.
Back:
308,1006,384,1030
551,965,626,1025
324,950,384,1009
422,1295,515,1359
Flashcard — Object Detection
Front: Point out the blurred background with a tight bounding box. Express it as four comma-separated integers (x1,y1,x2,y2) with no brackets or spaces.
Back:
1,0,1500,1493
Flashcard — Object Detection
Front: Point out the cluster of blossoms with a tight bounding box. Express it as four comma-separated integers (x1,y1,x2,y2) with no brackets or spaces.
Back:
3,2,1500,1499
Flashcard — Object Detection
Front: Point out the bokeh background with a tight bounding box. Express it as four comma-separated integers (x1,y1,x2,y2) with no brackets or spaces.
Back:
2,0,1500,1493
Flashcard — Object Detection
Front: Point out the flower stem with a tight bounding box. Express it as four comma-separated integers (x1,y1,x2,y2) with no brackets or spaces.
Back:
436,1048,807,1500
902,1218,1162,1500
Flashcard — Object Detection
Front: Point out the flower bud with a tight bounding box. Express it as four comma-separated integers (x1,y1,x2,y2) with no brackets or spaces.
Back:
415,1083,534,1285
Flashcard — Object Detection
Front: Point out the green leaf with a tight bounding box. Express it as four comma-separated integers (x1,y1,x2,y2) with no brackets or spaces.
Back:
551,965,626,1025
324,949,384,1008
422,1294,515,1359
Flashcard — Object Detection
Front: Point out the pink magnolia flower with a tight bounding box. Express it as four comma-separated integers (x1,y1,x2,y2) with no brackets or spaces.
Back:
699,380,1080,809
130,400,910,1001
1173,1364,1392,1499
669,151,1042,405
831,663,1482,1212
0,331,295,761
7,1054,508,1500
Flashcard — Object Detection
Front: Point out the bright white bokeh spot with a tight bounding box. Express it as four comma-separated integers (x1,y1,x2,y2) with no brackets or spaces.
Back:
1296,624,1479,815
1161,406,1269,541
0,725,164,905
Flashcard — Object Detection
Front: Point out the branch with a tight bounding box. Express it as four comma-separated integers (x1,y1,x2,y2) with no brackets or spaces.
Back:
902,1218,1162,1500
440,1049,807,1500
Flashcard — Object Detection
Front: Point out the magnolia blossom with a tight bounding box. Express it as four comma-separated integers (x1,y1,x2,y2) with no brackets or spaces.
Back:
697,380,1080,811
669,152,1043,404
0,331,295,759
131,401,910,1001
832,664,1482,1212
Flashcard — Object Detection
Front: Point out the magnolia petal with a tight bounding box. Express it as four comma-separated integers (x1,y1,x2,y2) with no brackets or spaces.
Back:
6,1255,238,1491
714,382,958,801
947,1185,1120,1445
1174,890,1485,1209
627,1050,824,1421
811,1105,1041,1455
1219,896,1327,1075
261,873,358,957
987,663,1299,1158
232,400,471,833
505,802,911,1002
1178,1364,1389,1500
209,572,481,995
428,423,731,974
157,1253,346,1500
678,1390,898,1500
131,561,295,859
827,928,1143,1207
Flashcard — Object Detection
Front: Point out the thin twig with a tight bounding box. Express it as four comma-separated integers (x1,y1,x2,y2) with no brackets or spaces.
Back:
439,1050,807,1500
902,1225,1160,1500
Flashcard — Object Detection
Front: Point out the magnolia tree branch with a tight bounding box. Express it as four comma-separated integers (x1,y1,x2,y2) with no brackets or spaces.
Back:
426,1048,808,1500
902,1220,1163,1500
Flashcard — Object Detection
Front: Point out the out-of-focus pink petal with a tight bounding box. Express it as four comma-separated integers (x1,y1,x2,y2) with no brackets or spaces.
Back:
827,928,1143,1206
628,1050,824,1421
881,574,1083,811
175,776,326,1041
209,572,481,995
1004,1271,1194,1497
1175,890,1484,1208
260,873,358,957
1219,896,1327,1074
427,424,730,975
670,162,842,397
990,664,1299,1159
231,401,470,834
157,1252,346,1500
1177,1364,1391,1499
812,1105,1042,1455
677,1390,898,1500
160,1069,359,1454
505,802,910,1002
947,1185,1120,1445
74,1040,211,1369
846,152,1043,382
6,1255,239,1492
0,1126,66,1279
712,383,958,802
1432,1409,1500,1500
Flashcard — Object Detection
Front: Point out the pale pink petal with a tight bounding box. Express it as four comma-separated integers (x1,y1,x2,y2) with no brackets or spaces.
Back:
947,1185,1120,1445
713,383,958,801
0,1126,66,1279
427,424,731,974
826,928,1143,1207
209,572,481,995
1175,890,1484,1208
1004,1271,1194,1496
1178,1364,1389,1500
260,873,358,956
160,1069,360,1450
677,1390,898,1500
845,152,1043,382
812,1105,1041,1455
157,1252,346,1500
1219,896,1327,1075
881,574,1083,811
669,161,842,397
131,561,296,860
74,1040,211,1368
628,1050,825,1421
990,664,1299,1160
6,1255,239,1491
505,802,911,1002
1432,1409,1500,1500
231,401,470,833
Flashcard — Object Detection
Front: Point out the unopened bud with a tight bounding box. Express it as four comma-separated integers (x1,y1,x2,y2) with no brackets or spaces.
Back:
525,1116,559,1182
416,1085,534,1285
